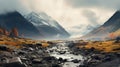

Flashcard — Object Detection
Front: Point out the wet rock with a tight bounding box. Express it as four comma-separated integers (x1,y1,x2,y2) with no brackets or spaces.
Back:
43,56,56,61
68,43,75,48
72,59,80,63
59,51,66,54
52,64,61,67
63,59,68,62
79,65,88,67
4,57,26,67
58,58,63,62
32,59,42,64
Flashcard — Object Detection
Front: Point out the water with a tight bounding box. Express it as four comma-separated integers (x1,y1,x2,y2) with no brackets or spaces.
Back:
47,42,84,67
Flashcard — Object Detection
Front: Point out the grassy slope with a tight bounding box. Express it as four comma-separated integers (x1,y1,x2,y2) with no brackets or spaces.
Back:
78,40,120,52
0,35,49,49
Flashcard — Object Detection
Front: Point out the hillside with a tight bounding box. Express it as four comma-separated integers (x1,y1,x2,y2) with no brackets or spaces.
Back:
0,11,43,39
82,11,120,40
25,12,70,39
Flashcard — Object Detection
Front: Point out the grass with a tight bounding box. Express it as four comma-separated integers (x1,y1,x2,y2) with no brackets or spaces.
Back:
0,35,50,50
77,40,120,52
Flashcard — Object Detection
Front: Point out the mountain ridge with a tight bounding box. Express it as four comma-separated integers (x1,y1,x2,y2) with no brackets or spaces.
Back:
0,11,43,39
25,12,70,39
82,11,120,40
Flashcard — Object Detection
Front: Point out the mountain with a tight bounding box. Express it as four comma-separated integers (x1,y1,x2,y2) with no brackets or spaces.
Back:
82,11,120,40
69,24,100,38
112,29,120,37
25,12,70,39
0,11,43,39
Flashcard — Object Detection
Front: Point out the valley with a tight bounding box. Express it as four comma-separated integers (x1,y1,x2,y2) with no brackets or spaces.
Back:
0,37,119,67
0,4,119,67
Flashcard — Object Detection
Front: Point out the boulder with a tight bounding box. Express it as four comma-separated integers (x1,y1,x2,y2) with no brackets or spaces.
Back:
32,59,43,64
4,57,26,67
72,59,80,63
0,45,9,51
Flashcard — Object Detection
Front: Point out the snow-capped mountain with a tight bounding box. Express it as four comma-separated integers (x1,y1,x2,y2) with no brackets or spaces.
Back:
0,11,43,39
25,12,70,39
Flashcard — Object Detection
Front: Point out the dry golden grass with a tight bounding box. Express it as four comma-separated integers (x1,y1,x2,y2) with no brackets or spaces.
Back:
0,35,50,49
41,43,49,47
78,40,120,52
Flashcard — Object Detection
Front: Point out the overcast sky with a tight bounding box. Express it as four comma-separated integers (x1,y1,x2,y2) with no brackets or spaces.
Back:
0,0,119,37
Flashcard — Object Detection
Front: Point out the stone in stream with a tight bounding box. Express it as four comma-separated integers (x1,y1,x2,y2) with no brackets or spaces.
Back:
68,43,75,48
52,64,61,67
72,59,80,63
58,58,63,62
32,59,43,64
59,51,66,54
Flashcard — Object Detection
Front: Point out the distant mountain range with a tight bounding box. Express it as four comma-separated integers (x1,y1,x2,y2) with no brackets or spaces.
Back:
69,24,100,38
82,11,120,40
0,11,70,39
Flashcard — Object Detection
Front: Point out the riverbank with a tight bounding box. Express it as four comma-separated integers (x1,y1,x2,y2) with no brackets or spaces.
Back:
0,39,120,67
67,40,120,67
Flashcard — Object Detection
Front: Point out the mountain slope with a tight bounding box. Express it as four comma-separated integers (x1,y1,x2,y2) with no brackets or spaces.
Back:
82,11,120,40
0,11,43,39
113,29,120,37
25,12,70,39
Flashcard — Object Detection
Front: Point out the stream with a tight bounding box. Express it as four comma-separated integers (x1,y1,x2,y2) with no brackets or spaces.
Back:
47,42,85,67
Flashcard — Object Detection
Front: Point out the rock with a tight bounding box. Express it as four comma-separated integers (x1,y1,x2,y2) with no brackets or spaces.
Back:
0,57,8,63
96,59,120,67
58,58,63,62
4,57,26,67
102,55,112,62
59,51,66,54
43,56,56,61
18,51,27,55
72,59,80,63
0,45,9,51
30,55,38,60
63,59,68,62
36,43,42,46
32,59,42,64
0,52,12,57
68,43,75,48
28,47,34,51
79,65,88,67
52,64,61,67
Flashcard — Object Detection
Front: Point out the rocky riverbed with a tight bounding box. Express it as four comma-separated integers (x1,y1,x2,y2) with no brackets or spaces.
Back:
0,40,120,67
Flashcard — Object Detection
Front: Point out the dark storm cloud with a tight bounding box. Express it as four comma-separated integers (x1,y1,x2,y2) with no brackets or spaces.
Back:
82,10,100,25
66,0,120,10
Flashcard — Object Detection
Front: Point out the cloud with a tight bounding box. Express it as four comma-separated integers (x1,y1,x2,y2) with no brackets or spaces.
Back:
66,0,120,10
0,0,116,37
68,24,98,38
0,0,31,14
82,9,100,25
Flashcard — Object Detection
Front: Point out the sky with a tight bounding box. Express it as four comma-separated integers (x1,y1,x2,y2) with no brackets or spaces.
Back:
0,0,119,37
